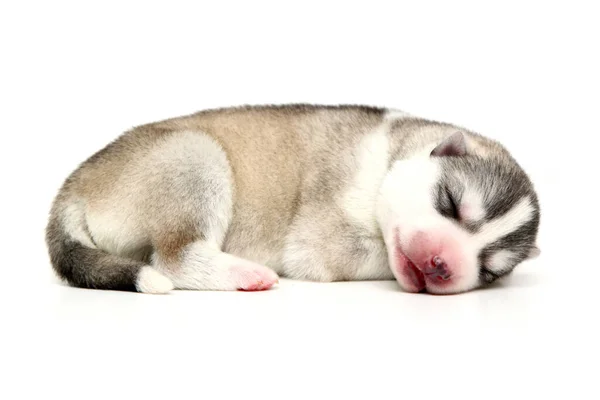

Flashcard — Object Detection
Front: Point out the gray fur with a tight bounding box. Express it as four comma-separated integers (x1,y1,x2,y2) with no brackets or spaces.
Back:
434,154,540,283
46,104,540,293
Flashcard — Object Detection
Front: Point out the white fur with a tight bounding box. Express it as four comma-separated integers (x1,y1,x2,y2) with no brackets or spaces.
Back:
227,244,282,274
375,155,483,294
488,250,515,273
376,155,442,241
147,131,233,245
340,126,390,234
474,196,535,248
460,187,486,222
86,206,144,258
157,241,278,290
136,266,174,294
281,230,336,282
62,201,96,248
87,130,233,258
353,238,393,280
157,241,227,290
283,119,395,282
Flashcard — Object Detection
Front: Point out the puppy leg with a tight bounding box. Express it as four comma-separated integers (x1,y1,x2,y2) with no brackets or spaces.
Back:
155,240,279,291
131,130,279,291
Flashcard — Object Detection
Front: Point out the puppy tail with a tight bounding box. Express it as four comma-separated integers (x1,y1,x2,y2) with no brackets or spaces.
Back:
45,198,173,294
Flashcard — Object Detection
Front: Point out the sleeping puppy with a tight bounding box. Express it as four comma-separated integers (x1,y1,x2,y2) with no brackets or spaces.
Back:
46,104,540,294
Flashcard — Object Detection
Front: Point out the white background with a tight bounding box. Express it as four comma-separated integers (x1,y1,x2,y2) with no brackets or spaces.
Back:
1,1,598,399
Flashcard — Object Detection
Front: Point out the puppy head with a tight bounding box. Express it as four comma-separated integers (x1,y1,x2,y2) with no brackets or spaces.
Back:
376,132,540,294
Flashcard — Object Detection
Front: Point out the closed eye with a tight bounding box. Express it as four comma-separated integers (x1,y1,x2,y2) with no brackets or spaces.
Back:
445,186,459,220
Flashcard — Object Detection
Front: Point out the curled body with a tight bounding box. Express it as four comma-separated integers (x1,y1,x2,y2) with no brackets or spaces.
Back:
46,104,540,294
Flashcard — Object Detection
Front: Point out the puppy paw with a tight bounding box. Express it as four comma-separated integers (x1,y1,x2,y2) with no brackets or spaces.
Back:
229,263,279,291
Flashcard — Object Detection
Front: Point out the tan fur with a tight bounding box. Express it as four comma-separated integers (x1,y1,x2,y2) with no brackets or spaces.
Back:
47,104,517,291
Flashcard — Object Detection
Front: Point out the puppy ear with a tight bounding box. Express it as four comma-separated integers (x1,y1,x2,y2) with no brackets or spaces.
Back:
430,131,467,157
527,246,541,259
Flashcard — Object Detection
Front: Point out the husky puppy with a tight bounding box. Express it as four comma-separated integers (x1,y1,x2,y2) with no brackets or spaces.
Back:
46,104,540,294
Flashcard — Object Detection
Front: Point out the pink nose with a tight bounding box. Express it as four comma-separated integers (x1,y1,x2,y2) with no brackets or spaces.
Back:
423,256,452,280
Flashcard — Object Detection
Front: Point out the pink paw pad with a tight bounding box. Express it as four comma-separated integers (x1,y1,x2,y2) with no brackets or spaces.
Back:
230,264,279,292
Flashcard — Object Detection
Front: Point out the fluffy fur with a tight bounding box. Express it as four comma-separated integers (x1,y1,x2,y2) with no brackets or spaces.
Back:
46,104,540,294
